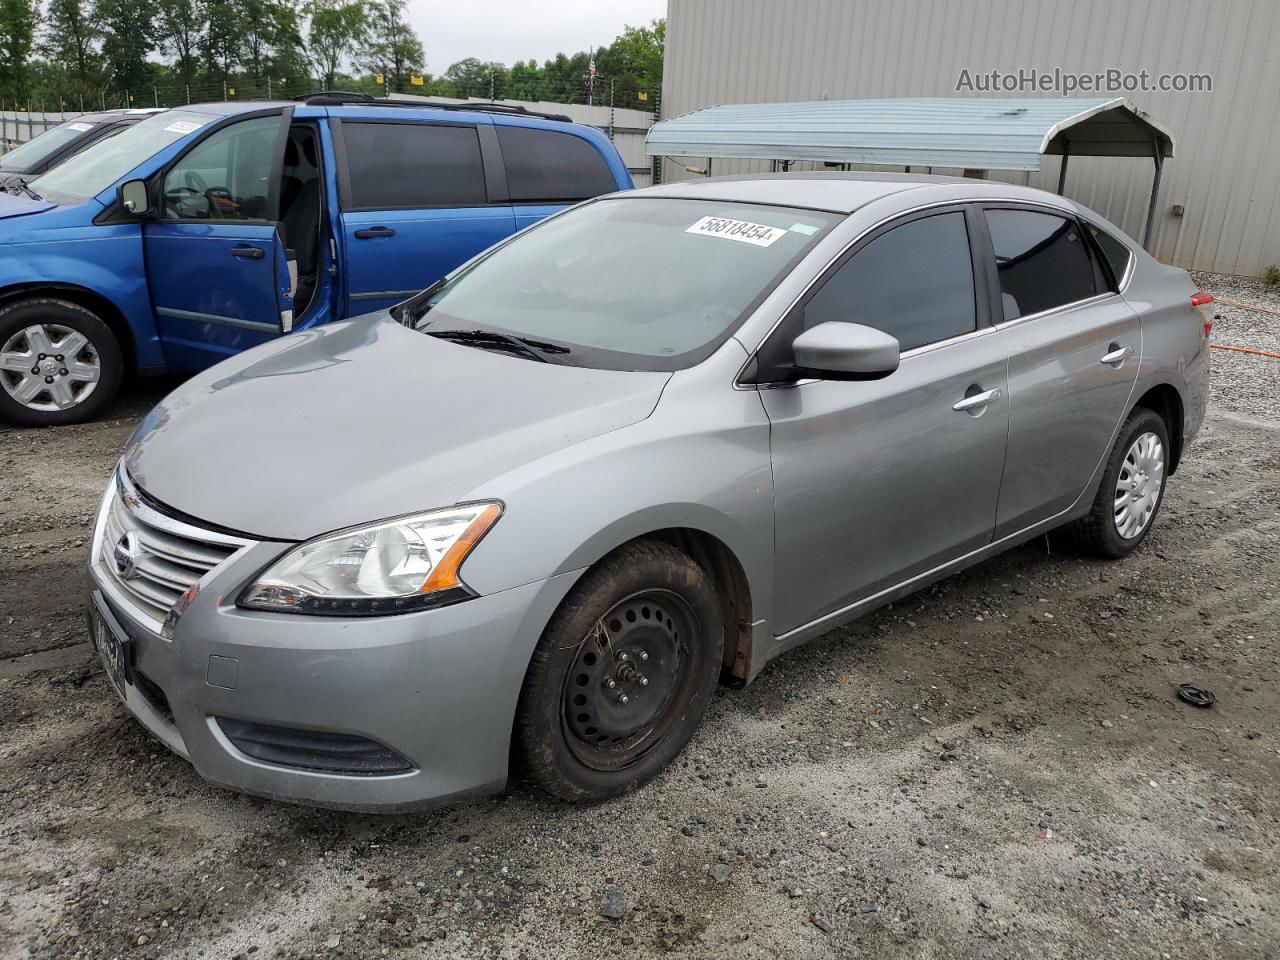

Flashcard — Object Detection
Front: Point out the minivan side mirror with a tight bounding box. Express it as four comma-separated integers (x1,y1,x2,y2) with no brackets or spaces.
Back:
118,179,151,218
790,321,900,381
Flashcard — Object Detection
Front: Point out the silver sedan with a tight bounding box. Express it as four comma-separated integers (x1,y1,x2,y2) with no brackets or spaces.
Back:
87,173,1210,810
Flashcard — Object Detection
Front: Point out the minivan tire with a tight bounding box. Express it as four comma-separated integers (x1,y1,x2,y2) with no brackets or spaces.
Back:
1070,406,1170,558
0,298,123,427
514,539,723,803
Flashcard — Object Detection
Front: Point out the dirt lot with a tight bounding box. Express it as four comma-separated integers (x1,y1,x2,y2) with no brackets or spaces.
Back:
1,285,1278,960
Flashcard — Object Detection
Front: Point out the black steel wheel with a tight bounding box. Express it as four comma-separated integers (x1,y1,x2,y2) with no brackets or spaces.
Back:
514,540,723,802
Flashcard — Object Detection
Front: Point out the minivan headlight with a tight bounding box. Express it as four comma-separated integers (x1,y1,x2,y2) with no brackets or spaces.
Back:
239,503,501,616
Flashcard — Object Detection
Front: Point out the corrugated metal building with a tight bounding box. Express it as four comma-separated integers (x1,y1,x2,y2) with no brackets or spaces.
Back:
661,0,1280,276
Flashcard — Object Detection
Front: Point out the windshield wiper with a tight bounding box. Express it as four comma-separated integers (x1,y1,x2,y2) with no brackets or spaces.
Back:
14,182,42,200
427,328,571,363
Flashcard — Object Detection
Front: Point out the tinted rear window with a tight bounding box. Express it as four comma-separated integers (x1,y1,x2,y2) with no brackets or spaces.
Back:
341,122,486,208
987,209,1098,320
1087,222,1133,288
496,125,617,202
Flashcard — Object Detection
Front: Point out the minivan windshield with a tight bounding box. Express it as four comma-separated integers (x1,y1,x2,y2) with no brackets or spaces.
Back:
0,120,97,174
414,197,838,371
30,111,209,204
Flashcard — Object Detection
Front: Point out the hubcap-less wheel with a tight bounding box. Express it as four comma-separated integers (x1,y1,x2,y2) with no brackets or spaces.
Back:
563,590,694,771
1113,431,1164,539
0,323,101,412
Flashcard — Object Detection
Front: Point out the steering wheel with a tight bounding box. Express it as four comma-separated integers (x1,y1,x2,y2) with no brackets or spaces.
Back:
184,170,210,195
163,184,203,218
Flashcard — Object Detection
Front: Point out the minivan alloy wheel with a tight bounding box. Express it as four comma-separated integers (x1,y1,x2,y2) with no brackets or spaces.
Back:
1113,431,1164,539
0,323,101,411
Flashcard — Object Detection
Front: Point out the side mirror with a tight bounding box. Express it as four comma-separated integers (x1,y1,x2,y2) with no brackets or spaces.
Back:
118,179,151,217
791,321,900,381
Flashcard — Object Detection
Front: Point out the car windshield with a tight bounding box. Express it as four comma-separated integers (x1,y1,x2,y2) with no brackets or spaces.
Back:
413,197,838,371
0,119,99,174
29,111,207,204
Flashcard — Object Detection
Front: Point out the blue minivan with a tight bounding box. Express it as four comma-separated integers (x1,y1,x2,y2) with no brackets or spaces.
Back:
0,94,633,425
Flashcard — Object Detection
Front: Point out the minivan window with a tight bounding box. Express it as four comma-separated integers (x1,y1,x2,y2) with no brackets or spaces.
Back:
496,126,617,202
162,115,279,220
415,198,838,371
1086,222,1133,289
803,211,976,352
0,120,97,173
30,111,212,204
341,122,486,208
987,209,1097,320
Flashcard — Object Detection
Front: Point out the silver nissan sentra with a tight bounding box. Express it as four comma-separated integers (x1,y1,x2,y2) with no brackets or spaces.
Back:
87,173,1211,811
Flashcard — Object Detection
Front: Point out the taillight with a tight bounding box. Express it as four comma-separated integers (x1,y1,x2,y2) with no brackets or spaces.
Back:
1191,291,1214,336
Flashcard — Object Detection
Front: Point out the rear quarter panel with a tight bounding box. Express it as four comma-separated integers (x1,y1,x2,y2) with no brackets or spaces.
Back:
1120,251,1210,454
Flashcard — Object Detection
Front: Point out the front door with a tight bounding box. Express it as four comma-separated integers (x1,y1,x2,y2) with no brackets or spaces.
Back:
334,119,515,314
760,209,1009,635
981,207,1141,536
143,112,294,371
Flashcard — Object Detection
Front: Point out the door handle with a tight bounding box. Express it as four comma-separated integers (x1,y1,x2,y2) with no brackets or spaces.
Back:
1100,344,1132,366
229,246,264,259
354,227,396,239
952,387,1002,412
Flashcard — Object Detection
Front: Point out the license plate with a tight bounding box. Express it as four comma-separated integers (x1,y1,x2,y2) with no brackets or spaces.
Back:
90,595,132,698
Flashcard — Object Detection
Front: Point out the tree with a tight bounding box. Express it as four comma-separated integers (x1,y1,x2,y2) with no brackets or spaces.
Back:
42,0,99,87
238,0,278,80
93,0,155,93
200,0,238,79
155,0,204,85
436,57,505,99
0,0,38,100
362,0,422,91
306,0,365,90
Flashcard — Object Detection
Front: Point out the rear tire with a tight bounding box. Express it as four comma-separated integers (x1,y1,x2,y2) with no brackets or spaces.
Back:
514,540,723,803
0,298,123,427
1069,407,1170,558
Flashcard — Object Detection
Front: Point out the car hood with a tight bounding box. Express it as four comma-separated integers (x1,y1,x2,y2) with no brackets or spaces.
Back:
0,188,54,219
124,314,671,541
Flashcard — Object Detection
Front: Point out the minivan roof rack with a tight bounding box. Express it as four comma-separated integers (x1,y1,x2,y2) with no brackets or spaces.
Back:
294,90,571,122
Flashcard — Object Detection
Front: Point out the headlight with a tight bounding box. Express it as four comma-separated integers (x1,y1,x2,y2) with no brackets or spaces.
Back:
238,503,501,616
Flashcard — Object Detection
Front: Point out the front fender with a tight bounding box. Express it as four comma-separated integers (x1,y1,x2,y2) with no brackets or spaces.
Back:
0,224,164,370
459,364,776,633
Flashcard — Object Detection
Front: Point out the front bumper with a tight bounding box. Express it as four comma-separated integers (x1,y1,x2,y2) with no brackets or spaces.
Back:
88,539,579,812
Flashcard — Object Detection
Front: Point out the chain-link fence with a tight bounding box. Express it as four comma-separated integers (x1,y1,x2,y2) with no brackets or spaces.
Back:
1,77,662,185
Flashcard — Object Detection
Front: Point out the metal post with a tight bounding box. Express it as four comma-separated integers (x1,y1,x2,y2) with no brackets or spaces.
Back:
267,76,272,99
706,158,712,177
223,80,228,101
1056,138,1070,195
489,71,495,101
153,85,159,107
608,78,615,141
1142,138,1164,252
79,92,84,112
185,84,190,104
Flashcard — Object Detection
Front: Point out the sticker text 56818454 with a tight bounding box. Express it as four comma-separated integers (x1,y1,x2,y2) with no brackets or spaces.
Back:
685,216,787,247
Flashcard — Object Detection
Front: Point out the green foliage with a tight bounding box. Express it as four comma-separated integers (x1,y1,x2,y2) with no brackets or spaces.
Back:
1265,265,1280,285
3,4,661,112
306,0,366,89
0,0,39,99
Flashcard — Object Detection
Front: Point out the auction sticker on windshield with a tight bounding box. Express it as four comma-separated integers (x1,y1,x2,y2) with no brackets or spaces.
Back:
686,216,786,247
163,120,204,135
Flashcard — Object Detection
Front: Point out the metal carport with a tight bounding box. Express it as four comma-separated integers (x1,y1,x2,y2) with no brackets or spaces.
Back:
644,97,1175,249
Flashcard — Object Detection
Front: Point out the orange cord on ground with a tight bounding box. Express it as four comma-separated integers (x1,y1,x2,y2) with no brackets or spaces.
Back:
1210,343,1280,359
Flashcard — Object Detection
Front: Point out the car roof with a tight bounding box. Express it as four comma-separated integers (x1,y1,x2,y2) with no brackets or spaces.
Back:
180,100,599,136
626,171,1074,215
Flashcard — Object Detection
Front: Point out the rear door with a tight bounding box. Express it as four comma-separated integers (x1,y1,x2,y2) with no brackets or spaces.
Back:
983,206,1141,536
495,124,624,230
143,110,295,371
334,118,515,314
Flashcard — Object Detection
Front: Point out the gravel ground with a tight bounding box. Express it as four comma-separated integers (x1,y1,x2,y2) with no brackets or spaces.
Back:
1,291,1278,960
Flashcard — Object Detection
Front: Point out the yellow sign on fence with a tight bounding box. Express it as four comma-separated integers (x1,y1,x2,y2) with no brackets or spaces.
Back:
375,75,384,85
410,75,425,86
638,91,648,101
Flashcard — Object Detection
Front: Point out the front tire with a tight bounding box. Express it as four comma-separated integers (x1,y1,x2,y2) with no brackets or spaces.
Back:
1070,406,1170,558
0,298,123,427
514,540,723,803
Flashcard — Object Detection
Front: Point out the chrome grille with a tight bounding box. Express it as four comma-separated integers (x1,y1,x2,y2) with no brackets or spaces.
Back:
95,471,254,627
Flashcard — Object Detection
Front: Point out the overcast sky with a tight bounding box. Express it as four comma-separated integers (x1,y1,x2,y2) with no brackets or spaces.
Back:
406,0,668,74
